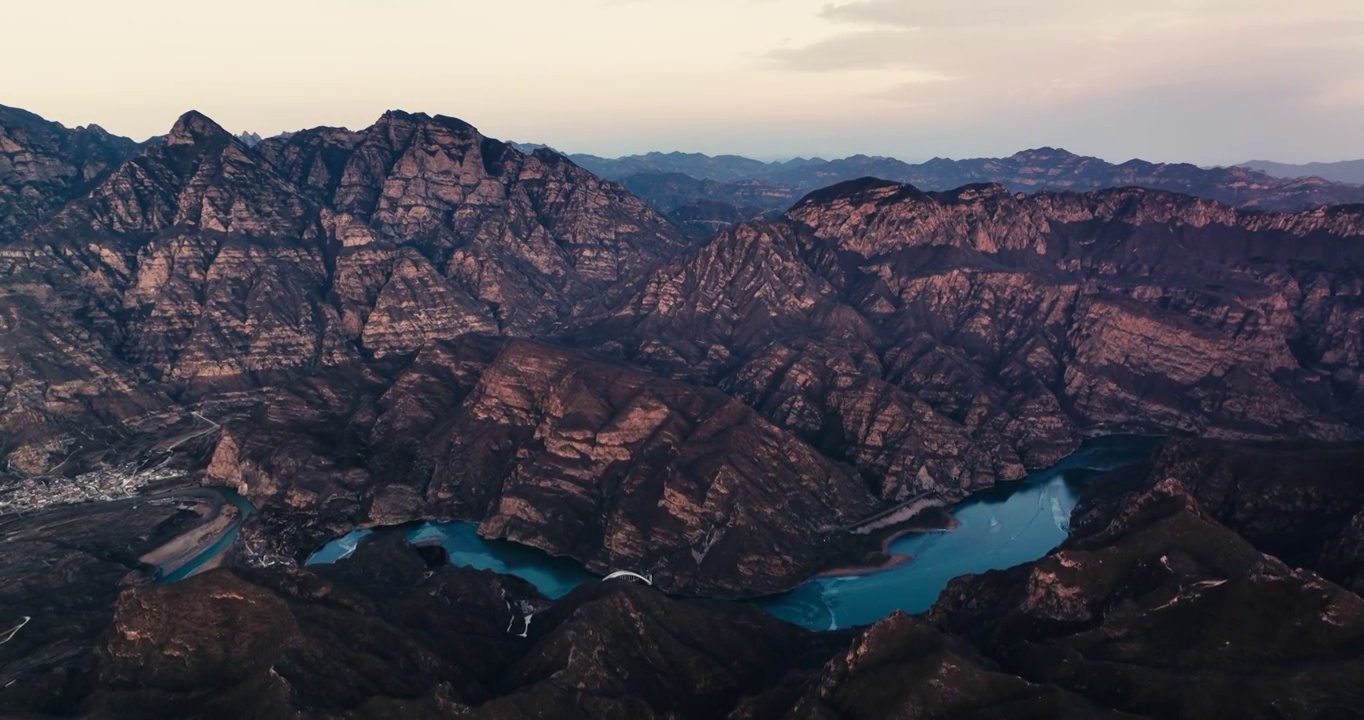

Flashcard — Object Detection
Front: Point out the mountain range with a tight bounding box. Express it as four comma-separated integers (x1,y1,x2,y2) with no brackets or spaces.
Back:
556,147,1364,228
4,103,1364,718
1240,158,1364,185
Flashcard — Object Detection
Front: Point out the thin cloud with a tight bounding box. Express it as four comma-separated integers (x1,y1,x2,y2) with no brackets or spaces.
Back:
763,29,951,78
818,0,1091,28
816,0,1319,30
757,1,1364,163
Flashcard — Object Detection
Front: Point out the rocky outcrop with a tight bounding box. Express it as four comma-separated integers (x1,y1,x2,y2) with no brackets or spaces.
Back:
18,107,688,383
927,475,1364,719
256,110,687,333
0,527,835,720
1148,438,1364,594
588,179,1364,504
0,104,139,241
738,612,1137,720
205,338,880,595
0,105,693,474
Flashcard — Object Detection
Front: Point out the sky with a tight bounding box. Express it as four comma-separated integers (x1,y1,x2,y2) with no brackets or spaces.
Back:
4,0,1362,165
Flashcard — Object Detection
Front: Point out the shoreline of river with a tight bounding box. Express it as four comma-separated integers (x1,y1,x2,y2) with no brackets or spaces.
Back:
819,509,965,577
302,436,1162,631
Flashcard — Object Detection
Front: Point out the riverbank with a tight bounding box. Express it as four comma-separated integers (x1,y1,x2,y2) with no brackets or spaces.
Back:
817,509,964,578
137,495,237,574
302,436,1161,631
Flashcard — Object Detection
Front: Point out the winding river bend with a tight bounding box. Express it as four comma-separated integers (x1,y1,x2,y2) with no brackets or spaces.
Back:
306,436,1156,631
155,488,255,583
307,521,594,597
759,436,1155,628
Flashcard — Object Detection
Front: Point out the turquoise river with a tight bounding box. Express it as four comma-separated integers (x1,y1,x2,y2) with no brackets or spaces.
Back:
307,436,1157,631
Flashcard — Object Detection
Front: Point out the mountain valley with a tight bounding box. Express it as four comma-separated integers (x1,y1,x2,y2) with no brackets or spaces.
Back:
3,103,1364,718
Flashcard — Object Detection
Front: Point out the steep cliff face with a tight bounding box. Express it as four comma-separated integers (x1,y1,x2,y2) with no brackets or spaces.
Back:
0,104,140,241
0,107,693,474
22,108,688,382
202,338,880,595
589,179,1364,503
257,111,687,333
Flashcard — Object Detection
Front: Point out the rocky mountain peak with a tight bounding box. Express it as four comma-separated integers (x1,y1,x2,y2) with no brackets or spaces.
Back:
0,103,55,134
528,145,571,164
5,100,1364,646
166,109,233,146
1010,146,1079,161
0,105,141,239
787,176,919,212
939,181,1017,204
429,113,480,136
593,178,1364,506
377,108,427,123
371,109,442,137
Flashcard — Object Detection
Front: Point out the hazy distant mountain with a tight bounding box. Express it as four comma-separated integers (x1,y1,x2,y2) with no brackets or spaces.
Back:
777,147,1364,209
569,150,825,183
615,171,794,234
1240,159,1364,185
605,147,1364,222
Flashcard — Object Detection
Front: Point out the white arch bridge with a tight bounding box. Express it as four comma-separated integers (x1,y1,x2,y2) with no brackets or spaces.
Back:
602,570,653,585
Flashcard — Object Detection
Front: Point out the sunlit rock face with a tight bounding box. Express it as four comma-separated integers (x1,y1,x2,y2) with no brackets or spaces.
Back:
0,106,691,475
255,110,687,333
0,103,140,241
588,178,1364,505
204,338,880,595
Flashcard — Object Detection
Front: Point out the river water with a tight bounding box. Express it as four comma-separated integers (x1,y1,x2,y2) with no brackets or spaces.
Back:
157,487,256,583
306,521,593,598
758,436,1155,628
305,436,1156,630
